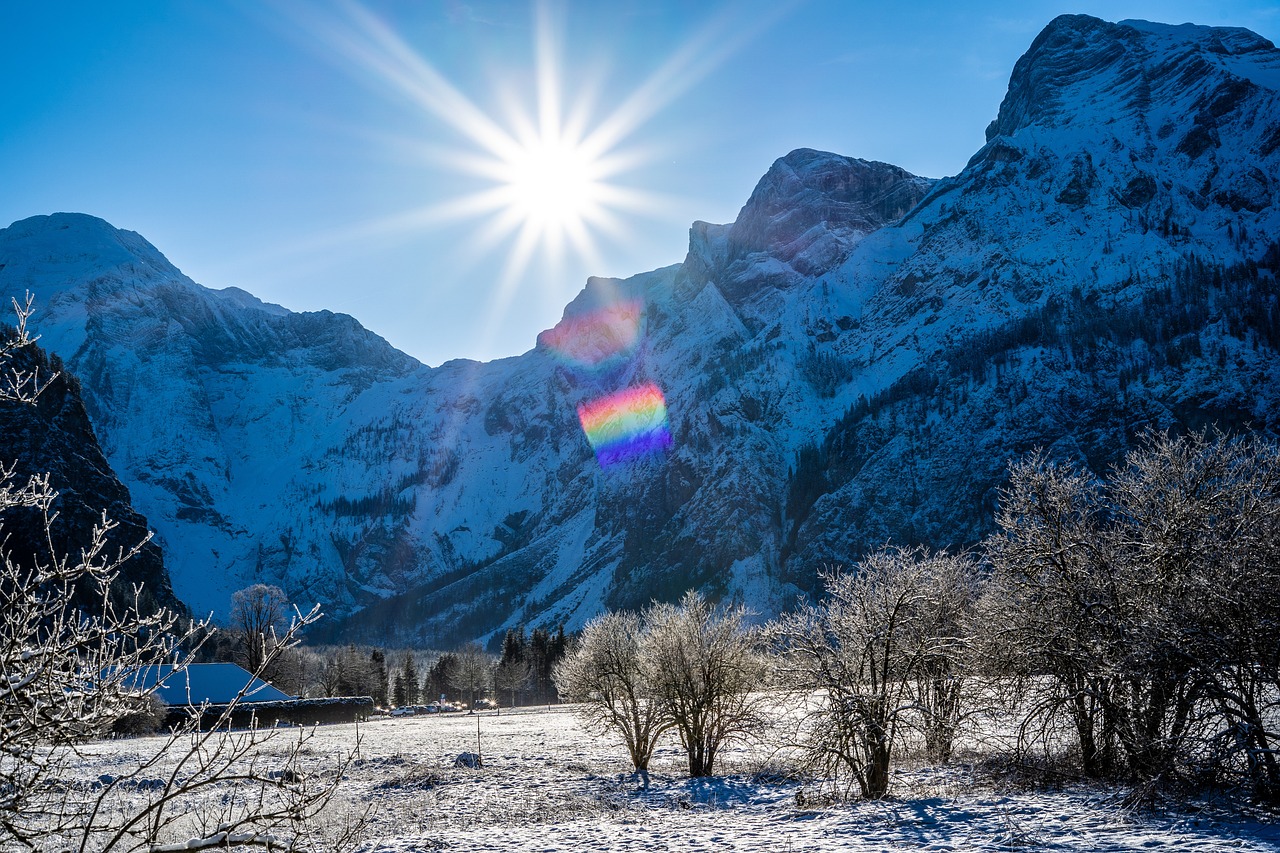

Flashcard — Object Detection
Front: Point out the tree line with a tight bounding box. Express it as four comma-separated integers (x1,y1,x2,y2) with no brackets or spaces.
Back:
201,595,571,711
557,429,1280,803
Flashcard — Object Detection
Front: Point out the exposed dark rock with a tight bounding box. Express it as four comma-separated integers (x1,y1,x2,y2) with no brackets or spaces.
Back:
0,338,184,616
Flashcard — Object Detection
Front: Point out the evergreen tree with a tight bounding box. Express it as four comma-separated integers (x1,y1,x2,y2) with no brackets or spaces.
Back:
527,626,569,704
370,649,389,707
399,652,420,705
498,627,529,706
427,653,458,702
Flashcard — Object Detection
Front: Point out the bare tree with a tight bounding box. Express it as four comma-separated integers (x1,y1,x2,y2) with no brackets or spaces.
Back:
977,451,1123,777
269,644,327,698
904,551,980,764
641,591,769,778
554,611,670,783
770,548,976,799
493,656,531,709
1110,430,1280,797
980,431,1280,795
230,583,290,675
449,643,492,710
0,295,360,850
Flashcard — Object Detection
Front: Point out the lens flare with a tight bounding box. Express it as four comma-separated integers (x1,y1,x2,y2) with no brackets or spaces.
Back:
577,383,672,467
539,298,644,367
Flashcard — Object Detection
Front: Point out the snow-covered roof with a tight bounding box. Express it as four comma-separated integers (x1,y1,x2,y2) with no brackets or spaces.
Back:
125,662,294,706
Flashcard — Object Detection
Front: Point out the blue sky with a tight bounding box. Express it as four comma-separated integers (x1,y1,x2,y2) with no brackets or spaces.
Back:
3,0,1276,366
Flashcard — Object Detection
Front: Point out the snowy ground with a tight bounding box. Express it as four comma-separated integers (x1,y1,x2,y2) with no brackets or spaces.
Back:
68,705,1280,852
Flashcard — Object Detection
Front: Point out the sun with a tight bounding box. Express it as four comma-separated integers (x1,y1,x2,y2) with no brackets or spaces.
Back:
281,0,775,324
503,135,602,235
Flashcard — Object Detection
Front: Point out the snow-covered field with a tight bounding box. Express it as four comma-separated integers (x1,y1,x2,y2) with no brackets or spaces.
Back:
67,705,1280,852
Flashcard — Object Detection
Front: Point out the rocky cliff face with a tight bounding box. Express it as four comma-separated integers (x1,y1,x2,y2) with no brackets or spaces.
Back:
778,14,1280,575
1,15,1276,646
0,338,182,615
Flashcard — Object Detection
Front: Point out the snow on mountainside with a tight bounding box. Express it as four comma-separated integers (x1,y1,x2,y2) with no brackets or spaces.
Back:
0,213,422,617
1,14,1277,646
784,14,1280,573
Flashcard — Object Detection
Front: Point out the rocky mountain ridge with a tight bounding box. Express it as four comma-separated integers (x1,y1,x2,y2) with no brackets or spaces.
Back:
0,337,181,616
1,14,1276,646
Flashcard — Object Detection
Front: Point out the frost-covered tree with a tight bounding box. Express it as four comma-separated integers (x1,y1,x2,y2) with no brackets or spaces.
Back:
642,591,769,778
449,643,491,709
977,451,1123,777
904,551,980,764
1118,431,1280,799
230,583,290,675
554,611,670,782
770,548,977,799
981,430,1280,795
0,295,355,850
270,643,326,698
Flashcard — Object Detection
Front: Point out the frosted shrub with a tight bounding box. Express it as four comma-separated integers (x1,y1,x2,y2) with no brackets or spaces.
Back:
980,430,1280,798
769,548,978,800
557,592,768,780
641,592,770,779
554,610,669,783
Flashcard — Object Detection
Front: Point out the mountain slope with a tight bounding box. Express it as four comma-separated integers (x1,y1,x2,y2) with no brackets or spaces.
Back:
779,14,1280,573
0,213,422,615
1,14,1276,645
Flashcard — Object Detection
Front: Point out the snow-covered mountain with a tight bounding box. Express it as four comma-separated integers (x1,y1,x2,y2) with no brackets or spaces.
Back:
1,14,1276,647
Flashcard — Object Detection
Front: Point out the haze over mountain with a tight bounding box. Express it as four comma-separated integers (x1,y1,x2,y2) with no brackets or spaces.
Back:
1,14,1276,647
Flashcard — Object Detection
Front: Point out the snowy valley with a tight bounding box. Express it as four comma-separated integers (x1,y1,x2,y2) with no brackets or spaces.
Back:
5,11,1280,853
0,15,1276,650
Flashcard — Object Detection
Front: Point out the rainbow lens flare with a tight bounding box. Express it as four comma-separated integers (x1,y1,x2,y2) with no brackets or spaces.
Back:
539,300,643,367
577,382,673,467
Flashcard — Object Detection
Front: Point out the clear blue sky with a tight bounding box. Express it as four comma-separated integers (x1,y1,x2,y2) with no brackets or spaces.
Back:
3,0,1276,366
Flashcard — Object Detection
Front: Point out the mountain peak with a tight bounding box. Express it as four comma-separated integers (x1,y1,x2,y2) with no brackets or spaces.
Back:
1117,18,1277,55
725,148,933,277
986,14,1280,143
4,212,170,260
986,15,1134,142
0,213,186,299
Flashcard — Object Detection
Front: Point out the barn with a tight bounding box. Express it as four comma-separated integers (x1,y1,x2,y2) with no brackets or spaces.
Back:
123,662,372,728
128,662,295,706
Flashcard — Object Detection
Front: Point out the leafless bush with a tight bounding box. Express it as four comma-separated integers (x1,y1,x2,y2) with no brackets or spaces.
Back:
979,430,1280,799
556,592,768,780
769,548,977,799
554,610,670,783
641,592,771,779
